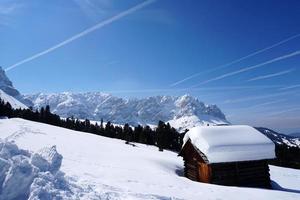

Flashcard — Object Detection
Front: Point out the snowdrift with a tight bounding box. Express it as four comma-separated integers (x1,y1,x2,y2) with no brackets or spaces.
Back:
0,140,88,200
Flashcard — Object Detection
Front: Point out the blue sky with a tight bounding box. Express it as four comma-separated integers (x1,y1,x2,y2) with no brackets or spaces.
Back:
1,0,300,133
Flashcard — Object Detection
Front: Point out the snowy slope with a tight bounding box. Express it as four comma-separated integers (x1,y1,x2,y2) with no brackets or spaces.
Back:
23,93,228,131
0,89,27,109
0,118,299,200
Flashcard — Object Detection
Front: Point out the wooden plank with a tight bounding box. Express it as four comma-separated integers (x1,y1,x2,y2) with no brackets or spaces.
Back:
186,173,198,180
237,175,269,182
185,163,197,169
198,163,211,183
237,165,268,171
186,169,198,176
211,162,271,188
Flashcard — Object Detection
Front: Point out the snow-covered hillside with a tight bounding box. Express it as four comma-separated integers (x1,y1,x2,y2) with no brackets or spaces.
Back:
23,92,228,131
256,127,300,148
0,118,299,200
0,89,27,109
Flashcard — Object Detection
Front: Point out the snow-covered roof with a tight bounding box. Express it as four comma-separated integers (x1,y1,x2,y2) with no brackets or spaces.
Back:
183,125,275,163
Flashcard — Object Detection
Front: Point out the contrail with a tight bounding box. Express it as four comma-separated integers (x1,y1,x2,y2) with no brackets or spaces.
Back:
221,90,296,105
227,99,287,112
248,99,287,108
192,50,300,87
279,84,300,91
102,85,285,94
240,99,287,110
5,0,156,72
247,69,294,82
266,107,300,117
169,33,300,87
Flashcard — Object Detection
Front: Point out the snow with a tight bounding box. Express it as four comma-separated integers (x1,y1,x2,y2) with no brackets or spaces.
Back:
168,115,229,133
0,67,21,98
0,140,88,200
31,146,62,173
0,118,299,200
183,125,276,163
24,93,228,130
0,89,27,109
255,127,300,148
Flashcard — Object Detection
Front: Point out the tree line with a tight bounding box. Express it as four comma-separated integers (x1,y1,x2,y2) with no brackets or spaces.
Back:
0,98,185,152
255,127,300,169
269,144,300,169
1,98,300,168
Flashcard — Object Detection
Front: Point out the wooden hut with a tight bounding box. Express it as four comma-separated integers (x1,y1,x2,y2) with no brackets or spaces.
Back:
179,125,275,188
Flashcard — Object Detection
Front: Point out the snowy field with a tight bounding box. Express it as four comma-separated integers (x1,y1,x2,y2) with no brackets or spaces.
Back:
0,118,299,199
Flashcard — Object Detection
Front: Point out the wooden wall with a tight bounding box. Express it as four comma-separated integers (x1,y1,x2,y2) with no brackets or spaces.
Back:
180,140,211,182
180,140,272,188
210,160,272,188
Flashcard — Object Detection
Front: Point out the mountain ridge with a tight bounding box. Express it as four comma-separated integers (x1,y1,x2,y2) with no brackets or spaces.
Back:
0,66,228,131
23,92,228,131
0,66,21,97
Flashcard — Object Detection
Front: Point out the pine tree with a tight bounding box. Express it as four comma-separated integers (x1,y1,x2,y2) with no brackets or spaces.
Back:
157,121,166,151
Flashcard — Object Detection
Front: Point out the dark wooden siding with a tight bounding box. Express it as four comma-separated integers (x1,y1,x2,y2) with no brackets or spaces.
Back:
210,160,271,188
179,140,272,188
179,140,211,182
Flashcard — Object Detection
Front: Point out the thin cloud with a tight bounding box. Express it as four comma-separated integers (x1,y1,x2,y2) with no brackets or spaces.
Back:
279,84,300,91
221,90,295,105
239,99,287,111
193,50,300,87
170,73,202,88
0,3,20,15
266,107,300,117
72,0,112,20
247,69,294,82
224,99,287,114
169,33,300,87
102,85,285,94
0,2,23,27
5,0,156,72
249,99,287,108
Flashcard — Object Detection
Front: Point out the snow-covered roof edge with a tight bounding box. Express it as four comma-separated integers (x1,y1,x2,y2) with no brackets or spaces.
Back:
183,125,275,163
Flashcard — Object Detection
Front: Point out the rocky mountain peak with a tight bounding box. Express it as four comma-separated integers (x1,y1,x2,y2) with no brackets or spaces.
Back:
0,66,20,97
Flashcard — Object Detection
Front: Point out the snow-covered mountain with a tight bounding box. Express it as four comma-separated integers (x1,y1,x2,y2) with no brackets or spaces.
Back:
0,89,27,109
0,68,228,130
256,127,300,148
0,67,31,106
0,118,299,200
0,67,20,98
23,92,228,131
0,67,27,109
